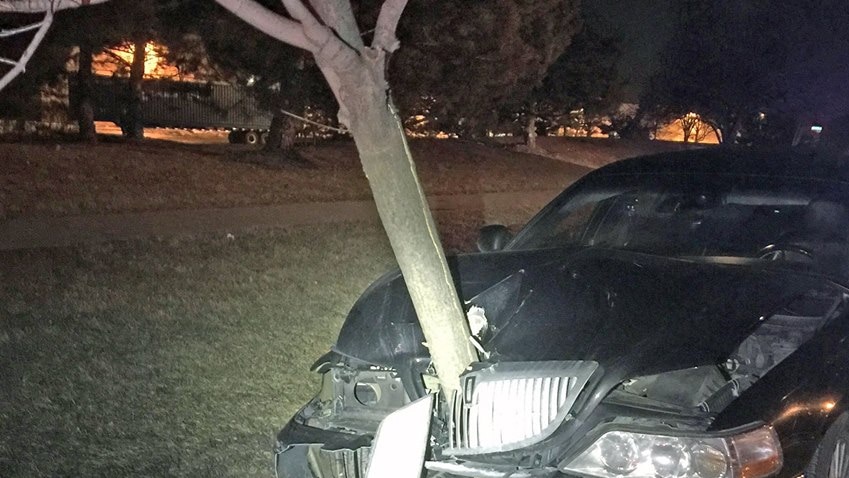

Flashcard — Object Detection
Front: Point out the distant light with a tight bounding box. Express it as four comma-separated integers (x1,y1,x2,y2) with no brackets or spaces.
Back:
811,125,823,133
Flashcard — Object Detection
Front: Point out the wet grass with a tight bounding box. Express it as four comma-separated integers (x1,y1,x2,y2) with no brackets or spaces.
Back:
0,223,398,477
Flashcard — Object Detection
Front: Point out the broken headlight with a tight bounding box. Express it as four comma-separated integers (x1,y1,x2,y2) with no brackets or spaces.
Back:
560,425,782,478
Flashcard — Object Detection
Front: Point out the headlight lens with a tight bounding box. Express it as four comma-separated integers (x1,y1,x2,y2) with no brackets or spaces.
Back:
561,425,782,478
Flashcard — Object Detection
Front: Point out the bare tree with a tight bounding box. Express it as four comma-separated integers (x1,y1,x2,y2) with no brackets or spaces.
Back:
679,112,698,143
216,0,477,395
0,0,477,396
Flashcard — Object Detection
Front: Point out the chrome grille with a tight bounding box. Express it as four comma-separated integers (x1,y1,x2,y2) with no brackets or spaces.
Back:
447,361,598,455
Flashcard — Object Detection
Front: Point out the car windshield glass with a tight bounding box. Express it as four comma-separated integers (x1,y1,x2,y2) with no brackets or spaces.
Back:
511,172,849,277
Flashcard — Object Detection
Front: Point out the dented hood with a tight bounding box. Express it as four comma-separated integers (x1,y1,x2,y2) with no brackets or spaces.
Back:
333,247,827,379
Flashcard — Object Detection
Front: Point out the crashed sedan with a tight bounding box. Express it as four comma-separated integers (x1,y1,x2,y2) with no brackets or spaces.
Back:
275,148,849,478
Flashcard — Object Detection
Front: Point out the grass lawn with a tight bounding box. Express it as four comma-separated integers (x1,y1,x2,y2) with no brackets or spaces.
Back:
0,223,398,476
0,137,591,220
0,134,684,476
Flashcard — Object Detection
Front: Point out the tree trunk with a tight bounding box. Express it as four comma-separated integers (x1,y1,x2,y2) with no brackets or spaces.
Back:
681,119,692,143
264,113,298,156
337,63,477,397
524,114,537,150
707,122,723,144
265,114,285,150
123,37,146,140
75,43,96,143
727,115,744,145
215,0,477,399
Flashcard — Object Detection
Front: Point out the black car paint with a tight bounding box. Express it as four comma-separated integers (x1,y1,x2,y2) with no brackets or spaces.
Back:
277,149,849,477
328,247,849,474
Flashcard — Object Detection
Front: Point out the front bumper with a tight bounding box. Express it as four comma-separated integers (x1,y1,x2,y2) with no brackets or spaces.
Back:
274,419,373,478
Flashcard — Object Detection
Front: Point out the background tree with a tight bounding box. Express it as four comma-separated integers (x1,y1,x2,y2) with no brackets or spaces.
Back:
642,0,784,143
4,0,168,140
524,24,621,143
643,0,849,146
170,0,335,160
388,0,582,138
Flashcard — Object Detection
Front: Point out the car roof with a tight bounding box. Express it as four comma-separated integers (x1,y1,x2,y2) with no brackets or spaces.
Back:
593,147,849,183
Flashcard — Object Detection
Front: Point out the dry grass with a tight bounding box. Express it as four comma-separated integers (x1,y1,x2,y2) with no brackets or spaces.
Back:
0,137,591,220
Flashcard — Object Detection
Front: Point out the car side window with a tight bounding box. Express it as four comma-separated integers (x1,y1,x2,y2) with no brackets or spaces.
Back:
542,200,599,247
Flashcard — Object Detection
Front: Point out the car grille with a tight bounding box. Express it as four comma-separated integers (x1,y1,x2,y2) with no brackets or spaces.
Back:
447,361,598,455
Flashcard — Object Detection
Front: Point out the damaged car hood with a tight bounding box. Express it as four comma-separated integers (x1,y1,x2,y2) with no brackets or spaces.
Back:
334,247,829,381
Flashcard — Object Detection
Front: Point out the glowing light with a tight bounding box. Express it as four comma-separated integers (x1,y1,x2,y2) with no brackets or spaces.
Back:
91,41,182,79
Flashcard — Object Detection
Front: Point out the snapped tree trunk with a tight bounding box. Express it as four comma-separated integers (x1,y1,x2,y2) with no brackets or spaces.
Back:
122,37,146,140
75,43,96,143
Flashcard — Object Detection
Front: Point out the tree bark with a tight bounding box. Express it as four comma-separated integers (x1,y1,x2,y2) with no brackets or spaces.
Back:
524,114,537,150
75,43,97,143
337,59,478,396
122,37,146,140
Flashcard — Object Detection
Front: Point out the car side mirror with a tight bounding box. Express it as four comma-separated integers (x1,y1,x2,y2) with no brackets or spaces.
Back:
477,224,512,252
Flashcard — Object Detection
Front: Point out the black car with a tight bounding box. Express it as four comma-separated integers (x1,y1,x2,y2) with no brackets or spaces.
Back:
275,148,849,478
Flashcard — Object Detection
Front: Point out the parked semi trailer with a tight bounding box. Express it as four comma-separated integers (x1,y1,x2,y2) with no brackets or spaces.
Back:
90,76,274,144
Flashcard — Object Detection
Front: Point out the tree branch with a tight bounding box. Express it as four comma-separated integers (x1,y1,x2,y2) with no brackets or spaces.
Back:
373,0,408,52
0,20,42,37
279,0,329,48
214,0,312,52
281,0,358,74
0,9,51,91
307,0,364,52
0,0,109,12
100,48,131,68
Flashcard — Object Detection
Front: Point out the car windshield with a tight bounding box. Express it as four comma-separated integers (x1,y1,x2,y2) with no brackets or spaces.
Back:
511,172,849,279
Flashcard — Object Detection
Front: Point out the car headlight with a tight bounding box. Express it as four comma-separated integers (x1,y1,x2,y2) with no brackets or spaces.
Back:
560,425,782,478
